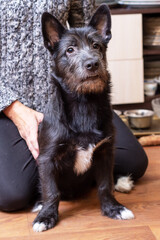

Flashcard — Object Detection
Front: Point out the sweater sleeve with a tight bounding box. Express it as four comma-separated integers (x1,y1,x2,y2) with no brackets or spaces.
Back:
0,2,21,111
0,1,96,112
0,83,19,112
0,1,70,112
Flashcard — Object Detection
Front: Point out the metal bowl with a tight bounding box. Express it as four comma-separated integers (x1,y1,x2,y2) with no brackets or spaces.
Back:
124,109,154,129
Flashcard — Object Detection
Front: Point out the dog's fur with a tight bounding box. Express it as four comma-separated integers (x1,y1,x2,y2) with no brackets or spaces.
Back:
33,4,134,232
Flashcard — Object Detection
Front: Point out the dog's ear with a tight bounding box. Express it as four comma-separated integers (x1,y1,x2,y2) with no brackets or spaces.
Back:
88,4,111,44
42,12,66,53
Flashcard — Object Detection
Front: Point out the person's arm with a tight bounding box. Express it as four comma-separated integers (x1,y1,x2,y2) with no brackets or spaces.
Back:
3,100,44,159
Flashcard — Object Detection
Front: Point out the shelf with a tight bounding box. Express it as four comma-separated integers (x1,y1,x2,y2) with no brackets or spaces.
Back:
113,94,160,112
107,6,160,107
145,94,160,102
143,48,160,56
110,6,160,15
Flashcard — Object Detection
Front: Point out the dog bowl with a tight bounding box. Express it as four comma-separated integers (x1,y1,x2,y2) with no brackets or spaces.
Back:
124,109,154,129
151,97,160,118
144,80,157,96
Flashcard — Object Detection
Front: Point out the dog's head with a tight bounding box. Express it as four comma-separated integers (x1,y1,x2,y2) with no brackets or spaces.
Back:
42,4,111,94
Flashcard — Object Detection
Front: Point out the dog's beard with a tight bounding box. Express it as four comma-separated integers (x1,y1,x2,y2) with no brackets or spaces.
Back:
63,64,108,94
76,77,107,94
64,74,107,94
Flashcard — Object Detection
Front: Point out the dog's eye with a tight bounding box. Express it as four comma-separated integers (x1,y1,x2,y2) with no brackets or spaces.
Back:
93,43,100,50
67,47,74,54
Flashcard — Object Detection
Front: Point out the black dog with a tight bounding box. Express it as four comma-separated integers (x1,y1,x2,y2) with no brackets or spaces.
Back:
33,4,134,232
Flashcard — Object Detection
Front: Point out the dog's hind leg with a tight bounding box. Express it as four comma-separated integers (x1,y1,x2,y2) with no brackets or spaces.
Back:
114,175,134,193
32,202,43,213
94,138,134,220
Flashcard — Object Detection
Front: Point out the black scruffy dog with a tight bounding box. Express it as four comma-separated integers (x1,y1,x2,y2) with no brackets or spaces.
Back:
33,4,134,232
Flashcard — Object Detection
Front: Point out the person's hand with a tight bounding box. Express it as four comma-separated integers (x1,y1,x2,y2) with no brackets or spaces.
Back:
3,101,44,159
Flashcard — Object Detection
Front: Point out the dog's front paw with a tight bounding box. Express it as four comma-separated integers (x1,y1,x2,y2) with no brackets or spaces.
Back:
115,207,134,220
102,205,134,220
33,215,57,232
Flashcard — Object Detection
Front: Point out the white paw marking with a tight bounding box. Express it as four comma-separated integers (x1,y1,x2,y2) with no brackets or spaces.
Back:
115,176,134,193
33,222,47,232
74,144,95,175
32,204,43,213
118,207,134,220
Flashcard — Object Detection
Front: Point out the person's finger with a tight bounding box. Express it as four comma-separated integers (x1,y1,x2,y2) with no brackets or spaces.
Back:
36,112,44,124
25,125,39,159
32,149,39,160
27,137,39,159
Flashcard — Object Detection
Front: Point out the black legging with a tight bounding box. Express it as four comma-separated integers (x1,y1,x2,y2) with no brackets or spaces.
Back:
0,112,148,212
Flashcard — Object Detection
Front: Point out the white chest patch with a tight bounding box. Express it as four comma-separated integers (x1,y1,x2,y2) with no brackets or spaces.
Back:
74,144,95,175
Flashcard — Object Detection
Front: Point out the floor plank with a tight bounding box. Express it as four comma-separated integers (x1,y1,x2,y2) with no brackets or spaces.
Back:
0,211,29,238
0,146,160,239
150,225,160,240
0,238,30,240
30,226,156,240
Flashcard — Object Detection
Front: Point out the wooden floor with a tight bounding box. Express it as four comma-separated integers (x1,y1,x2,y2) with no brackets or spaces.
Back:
0,146,160,240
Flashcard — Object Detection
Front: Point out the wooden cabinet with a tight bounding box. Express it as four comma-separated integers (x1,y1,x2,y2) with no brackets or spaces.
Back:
109,59,144,104
107,14,144,104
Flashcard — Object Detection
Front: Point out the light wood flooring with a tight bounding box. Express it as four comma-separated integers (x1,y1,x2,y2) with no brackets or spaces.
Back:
0,146,160,240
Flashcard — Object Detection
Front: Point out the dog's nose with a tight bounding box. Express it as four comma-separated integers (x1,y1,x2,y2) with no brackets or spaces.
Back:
84,59,99,72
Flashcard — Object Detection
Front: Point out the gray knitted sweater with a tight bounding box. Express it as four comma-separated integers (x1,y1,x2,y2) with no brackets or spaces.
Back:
0,0,95,113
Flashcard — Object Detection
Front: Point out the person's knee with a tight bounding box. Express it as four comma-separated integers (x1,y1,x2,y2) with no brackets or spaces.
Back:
0,185,34,212
126,147,148,181
133,148,148,180
114,145,148,181
0,179,38,212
